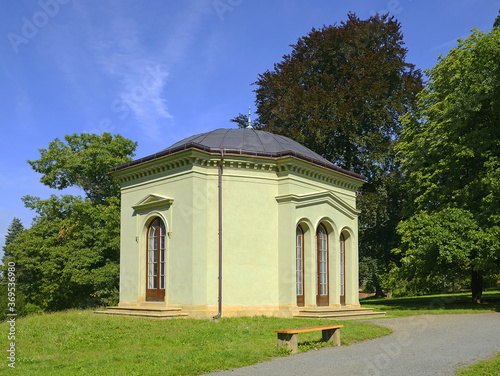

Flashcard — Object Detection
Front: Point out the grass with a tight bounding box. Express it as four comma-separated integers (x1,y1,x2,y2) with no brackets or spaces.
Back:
3,291,498,375
0,310,391,376
455,353,500,375
361,289,500,318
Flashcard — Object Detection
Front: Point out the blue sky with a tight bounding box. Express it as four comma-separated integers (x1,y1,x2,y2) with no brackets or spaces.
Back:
0,0,498,253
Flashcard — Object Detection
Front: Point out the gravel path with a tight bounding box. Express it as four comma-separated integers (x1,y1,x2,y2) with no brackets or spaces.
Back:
206,313,500,376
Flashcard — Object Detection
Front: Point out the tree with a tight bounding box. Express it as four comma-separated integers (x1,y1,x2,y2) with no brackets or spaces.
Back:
28,133,137,203
494,9,500,28
394,208,493,294
4,196,121,310
251,12,422,178
2,217,24,259
237,13,423,292
230,112,262,129
357,167,407,294
2,133,137,311
397,28,500,302
1,218,27,320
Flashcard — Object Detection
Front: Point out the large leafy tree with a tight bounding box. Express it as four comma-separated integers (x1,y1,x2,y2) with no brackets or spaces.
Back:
4,196,121,310
28,133,137,203
397,28,500,302
235,13,423,293
394,208,497,295
3,133,136,310
357,167,407,292
252,12,422,178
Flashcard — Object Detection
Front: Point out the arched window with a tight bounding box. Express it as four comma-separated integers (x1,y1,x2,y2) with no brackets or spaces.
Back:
296,226,304,306
340,233,345,305
316,224,329,306
146,217,166,301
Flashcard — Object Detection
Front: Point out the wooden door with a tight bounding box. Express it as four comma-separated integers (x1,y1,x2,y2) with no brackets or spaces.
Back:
316,224,329,306
296,226,305,306
146,218,166,301
340,234,345,305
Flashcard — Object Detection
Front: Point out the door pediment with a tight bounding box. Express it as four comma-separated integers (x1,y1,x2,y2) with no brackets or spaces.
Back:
132,194,174,212
276,191,360,219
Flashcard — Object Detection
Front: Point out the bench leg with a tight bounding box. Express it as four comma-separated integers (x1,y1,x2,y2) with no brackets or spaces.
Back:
277,333,298,354
322,328,340,346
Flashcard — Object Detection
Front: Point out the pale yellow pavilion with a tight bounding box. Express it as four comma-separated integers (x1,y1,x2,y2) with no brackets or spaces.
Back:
110,128,365,318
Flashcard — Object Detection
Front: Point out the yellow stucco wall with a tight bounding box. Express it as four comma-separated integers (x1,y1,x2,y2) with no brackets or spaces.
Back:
113,149,363,317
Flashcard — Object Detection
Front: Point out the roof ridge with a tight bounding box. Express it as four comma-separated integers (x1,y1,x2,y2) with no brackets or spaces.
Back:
253,128,267,151
218,128,231,150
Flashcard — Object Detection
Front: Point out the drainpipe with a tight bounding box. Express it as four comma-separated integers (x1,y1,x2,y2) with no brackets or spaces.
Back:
212,150,224,321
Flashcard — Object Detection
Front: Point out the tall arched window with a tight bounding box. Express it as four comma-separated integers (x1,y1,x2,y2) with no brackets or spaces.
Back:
316,224,329,306
340,233,345,305
146,217,166,301
296,226,304,306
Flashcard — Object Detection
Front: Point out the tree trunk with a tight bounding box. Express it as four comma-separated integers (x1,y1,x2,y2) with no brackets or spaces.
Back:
471,269,483,304
375,281,385,298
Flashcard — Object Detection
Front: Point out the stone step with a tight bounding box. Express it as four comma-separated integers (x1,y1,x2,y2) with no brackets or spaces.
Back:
298,307,374,313
294,307,385,320
93,311,188,319
93,306,188,319
294,311,386,320
127,301,171,308
107,306,183,312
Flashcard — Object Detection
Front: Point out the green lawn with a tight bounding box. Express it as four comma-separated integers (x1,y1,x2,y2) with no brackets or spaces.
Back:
361,289,500,318
3,291,499,375
1,310,391,376
455,353,500,376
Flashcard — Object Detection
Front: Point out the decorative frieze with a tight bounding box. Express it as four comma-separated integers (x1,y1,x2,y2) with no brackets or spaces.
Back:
114,152,361,191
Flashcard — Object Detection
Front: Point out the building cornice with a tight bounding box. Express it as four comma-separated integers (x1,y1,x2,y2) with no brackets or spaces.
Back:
111,143,365,181
111,149,364,191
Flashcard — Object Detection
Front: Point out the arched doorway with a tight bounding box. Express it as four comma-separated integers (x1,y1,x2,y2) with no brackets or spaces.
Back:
146,217,166,301
316,224,329,306
296,225,305,306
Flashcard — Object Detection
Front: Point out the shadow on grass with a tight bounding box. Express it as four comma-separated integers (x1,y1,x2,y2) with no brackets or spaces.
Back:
276,339,338,357
297,339,337,353
362,290,500,314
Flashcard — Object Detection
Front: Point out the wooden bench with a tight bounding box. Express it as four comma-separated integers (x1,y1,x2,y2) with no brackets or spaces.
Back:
274,324,343,354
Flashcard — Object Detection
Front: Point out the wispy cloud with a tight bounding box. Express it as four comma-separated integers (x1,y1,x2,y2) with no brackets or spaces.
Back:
89,14,172,139
162,0,211,64
57,0,177,141
31,0,211,142
430,37,461,53
430,29,477,54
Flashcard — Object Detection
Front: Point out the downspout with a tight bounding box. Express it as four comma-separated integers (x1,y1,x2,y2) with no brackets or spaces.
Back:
212,149,224,320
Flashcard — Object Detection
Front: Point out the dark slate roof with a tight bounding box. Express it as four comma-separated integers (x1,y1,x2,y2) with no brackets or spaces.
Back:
166,128,329,163
111,128,365,181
